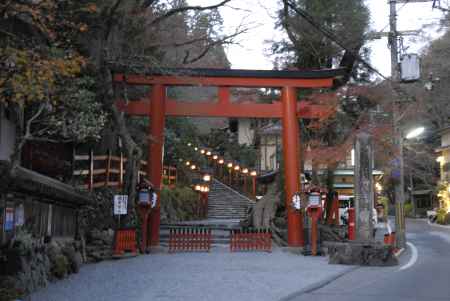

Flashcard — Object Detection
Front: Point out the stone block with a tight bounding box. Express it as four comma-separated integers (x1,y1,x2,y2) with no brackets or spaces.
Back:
327,241,398,266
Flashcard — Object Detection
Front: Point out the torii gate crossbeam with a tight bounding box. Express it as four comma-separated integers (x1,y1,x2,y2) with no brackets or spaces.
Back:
114,67,345,249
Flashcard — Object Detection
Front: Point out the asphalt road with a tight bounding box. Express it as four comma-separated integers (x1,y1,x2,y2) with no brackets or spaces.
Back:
285,219,450,301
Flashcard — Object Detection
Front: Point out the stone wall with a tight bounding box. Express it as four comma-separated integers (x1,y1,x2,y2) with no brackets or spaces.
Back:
0,231,83,299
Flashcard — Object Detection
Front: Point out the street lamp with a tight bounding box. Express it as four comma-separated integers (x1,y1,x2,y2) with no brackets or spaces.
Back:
250,171,257,199
233,165,240,186
227,162,233,185
203,173,211,182
242,168,249,193
395,125,425,248
190,164,197,170
200,149,206,154
185,161,191,166
405,127,425,139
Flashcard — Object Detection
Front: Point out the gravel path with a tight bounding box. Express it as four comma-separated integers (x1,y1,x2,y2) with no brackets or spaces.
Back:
28,247,352,301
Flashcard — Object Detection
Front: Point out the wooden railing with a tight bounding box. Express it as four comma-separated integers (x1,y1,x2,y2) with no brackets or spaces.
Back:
230,228,272,252
73,150,177,191
168,227,212,253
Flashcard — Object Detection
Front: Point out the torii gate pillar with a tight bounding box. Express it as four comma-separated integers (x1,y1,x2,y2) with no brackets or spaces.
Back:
282,86,304,247
148,84,165,247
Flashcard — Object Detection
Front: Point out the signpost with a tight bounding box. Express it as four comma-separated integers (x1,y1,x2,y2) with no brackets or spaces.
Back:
4,208,14,232
113,195,128,228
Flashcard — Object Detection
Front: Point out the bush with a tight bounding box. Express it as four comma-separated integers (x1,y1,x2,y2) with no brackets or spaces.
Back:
0,277,23,301
377,196,389,216
51,255,69,279
160,186,199,222
436,208,450,225
404,202,413,218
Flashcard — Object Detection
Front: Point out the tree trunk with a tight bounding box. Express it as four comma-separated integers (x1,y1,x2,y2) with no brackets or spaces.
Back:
98,54,142,220
252,182,280,228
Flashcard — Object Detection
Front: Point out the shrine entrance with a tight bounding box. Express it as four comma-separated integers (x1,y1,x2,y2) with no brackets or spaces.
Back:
114,68,344,248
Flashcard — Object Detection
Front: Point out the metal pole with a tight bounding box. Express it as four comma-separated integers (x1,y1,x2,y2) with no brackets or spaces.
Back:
410,169,416,217
389,0,406,249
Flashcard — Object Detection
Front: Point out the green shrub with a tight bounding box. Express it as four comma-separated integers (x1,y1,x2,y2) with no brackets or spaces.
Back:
377,196,389,216
160,186,199,222
436,208,450,225
404,202,413,218
51,255,69,279
0,277,23,301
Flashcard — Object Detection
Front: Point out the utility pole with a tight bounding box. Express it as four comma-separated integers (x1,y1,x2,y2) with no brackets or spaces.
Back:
389,0,435,249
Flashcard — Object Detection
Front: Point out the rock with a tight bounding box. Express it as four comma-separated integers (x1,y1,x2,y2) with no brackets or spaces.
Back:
62,244,82,274
71,252,83,273
327,241,398,266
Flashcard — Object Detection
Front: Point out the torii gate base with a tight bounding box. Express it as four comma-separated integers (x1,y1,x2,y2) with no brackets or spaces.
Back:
115,68,344,250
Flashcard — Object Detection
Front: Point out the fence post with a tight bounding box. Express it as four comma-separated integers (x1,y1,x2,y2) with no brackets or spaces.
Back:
89,149,94,191
106,150,111,187
119,152,124,190
348,208,356,240
174,167,177,186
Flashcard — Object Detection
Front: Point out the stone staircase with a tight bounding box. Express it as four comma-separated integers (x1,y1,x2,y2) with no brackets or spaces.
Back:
159,179,255,246
207,179,254,220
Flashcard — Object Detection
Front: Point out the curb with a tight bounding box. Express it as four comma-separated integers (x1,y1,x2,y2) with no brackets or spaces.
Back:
427,220,450,229
394,247,405,258
279,266,359,301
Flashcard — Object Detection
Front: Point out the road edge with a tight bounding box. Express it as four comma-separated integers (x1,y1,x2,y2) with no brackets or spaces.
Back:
427,220,450,229
278,266,359,301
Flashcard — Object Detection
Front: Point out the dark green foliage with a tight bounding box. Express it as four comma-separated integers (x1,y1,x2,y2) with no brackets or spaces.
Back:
51,255,69,279
160,186,199,222
0,277,23,301
273,0,370,73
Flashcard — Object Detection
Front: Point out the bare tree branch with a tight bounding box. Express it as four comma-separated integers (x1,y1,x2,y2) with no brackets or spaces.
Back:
182,27,248,64
10,103,46,169
149,0,232,27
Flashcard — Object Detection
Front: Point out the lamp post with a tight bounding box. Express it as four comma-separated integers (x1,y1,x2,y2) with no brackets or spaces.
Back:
250,171,257,200
242,168,249,193
218,158,224,179
227,162,233,185
395,126,425,248
234,165,240,187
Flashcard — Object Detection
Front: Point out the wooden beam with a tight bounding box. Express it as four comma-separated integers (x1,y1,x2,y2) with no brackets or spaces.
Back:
116,99,334,119
113,74,334,88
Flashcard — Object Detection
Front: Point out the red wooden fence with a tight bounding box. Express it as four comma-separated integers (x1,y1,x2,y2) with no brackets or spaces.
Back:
73,150,177,191
230,228,272,252
113,228,138,256
168,227,212,253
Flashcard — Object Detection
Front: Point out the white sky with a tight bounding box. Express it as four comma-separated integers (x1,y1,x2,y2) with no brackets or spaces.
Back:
188,0,446,78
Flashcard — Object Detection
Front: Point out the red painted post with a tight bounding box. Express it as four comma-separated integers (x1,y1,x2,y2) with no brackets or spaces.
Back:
308,207,321,256
348,208,356,240
149,84,166,247
252,176,256,200
281,86,303,247
138,205,151,253
243,175,247,194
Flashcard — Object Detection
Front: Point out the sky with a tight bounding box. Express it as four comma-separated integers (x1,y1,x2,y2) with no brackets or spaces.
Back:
188,0,446,78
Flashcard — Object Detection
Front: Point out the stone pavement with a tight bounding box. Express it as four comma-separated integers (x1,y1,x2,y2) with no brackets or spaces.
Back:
28,246,352,301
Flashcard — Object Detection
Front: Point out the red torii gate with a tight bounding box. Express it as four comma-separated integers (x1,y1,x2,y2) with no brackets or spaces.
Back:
114,68,344,249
